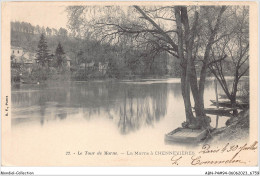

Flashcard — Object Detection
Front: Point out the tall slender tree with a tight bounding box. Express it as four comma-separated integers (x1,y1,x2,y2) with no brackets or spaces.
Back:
55,42,65,68
36,34,49,67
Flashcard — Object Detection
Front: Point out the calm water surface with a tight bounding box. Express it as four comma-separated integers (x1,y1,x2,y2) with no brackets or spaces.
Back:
8,78,243,166
11,78,231,133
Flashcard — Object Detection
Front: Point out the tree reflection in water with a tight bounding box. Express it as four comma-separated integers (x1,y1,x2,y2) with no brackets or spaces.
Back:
117,84,168,134
11,81,168,134
38,96,46,126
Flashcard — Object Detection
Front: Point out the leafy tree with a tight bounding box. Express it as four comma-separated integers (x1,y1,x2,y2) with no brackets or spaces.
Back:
52,28,58,35
46,27,52,36
36,34,49,66
55,42,65,68
41,27,46,35
35,25,41,34
77,49,84,65
59,27,68,37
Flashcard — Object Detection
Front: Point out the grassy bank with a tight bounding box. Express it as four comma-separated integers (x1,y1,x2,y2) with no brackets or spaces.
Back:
206,110,249,143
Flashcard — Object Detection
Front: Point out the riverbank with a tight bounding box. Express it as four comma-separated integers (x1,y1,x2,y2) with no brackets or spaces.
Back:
206,110,249,143
13,75,247,85
12,72,178,84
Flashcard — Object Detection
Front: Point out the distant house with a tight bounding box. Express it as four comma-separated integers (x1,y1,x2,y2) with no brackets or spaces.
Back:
98,62,108,75
11,46,38,73
22,51,37,64
64,55,71,68
79,61,108,74
21,51,37,73
11,46,23,57
79,61,95,69
11,46,37,64
11,46,24,65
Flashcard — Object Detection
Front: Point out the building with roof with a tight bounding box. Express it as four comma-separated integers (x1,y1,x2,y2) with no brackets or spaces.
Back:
11,46,37,74
64,55,71,68
11,46,23,57
98,62,108,75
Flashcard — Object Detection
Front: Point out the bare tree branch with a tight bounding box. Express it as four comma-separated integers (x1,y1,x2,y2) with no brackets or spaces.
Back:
134,5,178,52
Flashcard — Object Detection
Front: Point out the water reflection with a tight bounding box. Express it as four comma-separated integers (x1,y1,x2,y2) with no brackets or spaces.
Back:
12,80,168,134
117,84,168,134
12,78,245,134
39,96,46,126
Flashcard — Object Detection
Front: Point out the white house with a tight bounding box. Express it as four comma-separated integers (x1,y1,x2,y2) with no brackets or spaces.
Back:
79,61,95,69
98,62,108,75
11,46,23,57
22,51,37,64
11,46,24,64
64,55,71,68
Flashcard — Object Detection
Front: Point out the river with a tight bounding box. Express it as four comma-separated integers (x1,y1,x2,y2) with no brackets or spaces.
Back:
7,78,247,166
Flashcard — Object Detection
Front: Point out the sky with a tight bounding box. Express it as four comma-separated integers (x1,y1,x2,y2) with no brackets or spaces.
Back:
10,3,68,30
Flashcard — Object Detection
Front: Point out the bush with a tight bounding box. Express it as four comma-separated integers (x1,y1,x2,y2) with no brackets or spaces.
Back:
31,66,51,81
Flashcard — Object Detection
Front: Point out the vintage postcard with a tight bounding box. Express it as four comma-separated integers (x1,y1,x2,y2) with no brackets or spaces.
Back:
1,1,259,170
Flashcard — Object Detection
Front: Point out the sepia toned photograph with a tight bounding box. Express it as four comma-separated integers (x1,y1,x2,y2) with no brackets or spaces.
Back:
1,1,258,170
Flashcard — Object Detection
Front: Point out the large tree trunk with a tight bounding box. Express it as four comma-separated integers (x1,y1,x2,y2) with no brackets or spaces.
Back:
181,6,206,120
198,37,212,115
174,7,195,125
190,62,205,117
181,61,195,123
230,95,238,115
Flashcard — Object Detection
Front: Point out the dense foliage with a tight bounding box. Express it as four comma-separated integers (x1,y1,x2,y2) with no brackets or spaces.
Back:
11,21,181,80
